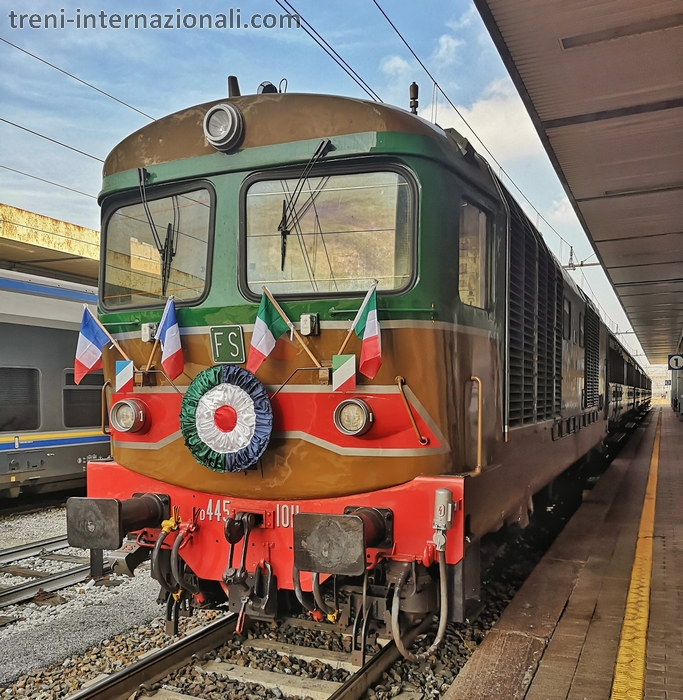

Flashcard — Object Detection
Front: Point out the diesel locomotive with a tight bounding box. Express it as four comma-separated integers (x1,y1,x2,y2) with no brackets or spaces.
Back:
67,80,650,659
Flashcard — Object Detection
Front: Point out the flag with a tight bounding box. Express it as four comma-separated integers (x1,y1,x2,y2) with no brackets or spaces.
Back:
74,307,110,385
351,282,381,379
332,354,356,392
246,292,290,373
156,297,184,380
115,360,134,393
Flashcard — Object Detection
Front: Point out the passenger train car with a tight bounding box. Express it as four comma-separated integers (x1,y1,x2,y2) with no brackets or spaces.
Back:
0,269,110,498
67,83,649,657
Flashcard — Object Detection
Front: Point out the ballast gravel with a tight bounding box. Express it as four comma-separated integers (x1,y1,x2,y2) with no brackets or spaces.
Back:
0,507,68,549
0,569,162,686
0,506,169,689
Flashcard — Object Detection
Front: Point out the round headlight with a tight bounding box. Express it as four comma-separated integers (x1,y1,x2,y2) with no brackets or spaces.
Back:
333,399,373,436
110,399,147,433
202,103,244,152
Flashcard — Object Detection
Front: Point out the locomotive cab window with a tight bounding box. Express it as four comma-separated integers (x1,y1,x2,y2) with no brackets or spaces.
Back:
102,187,212,310
244,169,413,296
0,367,40,432
63,370,104,429
459,201,489,309
563,298,571,341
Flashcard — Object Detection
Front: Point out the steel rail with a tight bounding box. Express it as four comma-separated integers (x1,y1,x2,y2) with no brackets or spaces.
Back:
329,616,435,700
0,562,112,608
65,613,238,700
0,535,69,565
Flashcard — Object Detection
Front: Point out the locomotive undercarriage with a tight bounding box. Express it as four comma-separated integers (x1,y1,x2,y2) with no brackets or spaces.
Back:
69,482,467,663
146,539,448,664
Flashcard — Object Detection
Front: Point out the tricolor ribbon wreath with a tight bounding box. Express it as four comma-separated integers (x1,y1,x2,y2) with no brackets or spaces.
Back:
180,365,273,473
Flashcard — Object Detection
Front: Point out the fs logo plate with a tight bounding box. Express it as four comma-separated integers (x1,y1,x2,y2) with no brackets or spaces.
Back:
210,326,245,364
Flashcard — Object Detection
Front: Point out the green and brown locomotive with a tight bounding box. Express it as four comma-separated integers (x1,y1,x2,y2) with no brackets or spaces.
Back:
67,80,650,657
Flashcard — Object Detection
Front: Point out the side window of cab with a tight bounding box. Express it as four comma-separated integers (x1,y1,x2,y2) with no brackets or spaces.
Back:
459,201,490,309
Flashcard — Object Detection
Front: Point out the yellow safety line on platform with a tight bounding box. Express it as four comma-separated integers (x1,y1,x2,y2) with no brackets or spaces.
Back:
611,409,661,700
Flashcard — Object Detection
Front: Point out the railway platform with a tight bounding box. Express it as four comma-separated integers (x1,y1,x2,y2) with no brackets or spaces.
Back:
444,405,682,700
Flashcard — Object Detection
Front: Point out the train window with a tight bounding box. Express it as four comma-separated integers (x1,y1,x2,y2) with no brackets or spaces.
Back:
63,370,104,428
563,298,571,341
0,367,40,431
458,201,489,309
244,170,413,296
579,312,584,348
102,187,212,309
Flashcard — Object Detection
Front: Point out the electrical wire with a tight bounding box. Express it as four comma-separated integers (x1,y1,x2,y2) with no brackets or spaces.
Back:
0,37,155,121
0,118,104,162
368,1,635,340
0,164,97,199
370,0,573,253
273,0,382,102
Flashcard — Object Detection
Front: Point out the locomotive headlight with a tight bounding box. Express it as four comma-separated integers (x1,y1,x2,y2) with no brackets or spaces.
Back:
110,399,147,433
334,399,373,436
202,103,244,152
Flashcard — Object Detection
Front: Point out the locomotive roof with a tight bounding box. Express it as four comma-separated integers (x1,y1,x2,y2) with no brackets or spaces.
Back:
103,93,445,177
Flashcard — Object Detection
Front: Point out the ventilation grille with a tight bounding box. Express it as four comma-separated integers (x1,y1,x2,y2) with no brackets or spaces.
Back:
584,306,600,408
504,189,563,427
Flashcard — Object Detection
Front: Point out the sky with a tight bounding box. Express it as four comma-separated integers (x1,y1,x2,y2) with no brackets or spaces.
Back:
0,0,650,363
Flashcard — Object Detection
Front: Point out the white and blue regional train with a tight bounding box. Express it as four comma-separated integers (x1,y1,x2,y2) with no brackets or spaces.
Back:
0,269,110,498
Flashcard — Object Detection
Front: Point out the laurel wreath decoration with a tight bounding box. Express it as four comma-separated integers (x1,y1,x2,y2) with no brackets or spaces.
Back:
180,365,273,473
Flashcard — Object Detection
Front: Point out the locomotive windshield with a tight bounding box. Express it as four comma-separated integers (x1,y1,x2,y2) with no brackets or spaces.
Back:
102,188,211,309
244,170,413,296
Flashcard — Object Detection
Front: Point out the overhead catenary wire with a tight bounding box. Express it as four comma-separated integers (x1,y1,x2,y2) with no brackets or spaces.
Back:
0,118,104,162
0,37,155,121
0,164,97,199
369,0,636,341
273,0,383,102
370,0,573,254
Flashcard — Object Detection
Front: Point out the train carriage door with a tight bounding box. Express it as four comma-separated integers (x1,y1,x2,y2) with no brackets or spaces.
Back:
458,198,499,470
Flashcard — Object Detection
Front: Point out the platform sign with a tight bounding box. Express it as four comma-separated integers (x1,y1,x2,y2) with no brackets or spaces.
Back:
668,354,683,370
210,326,245,364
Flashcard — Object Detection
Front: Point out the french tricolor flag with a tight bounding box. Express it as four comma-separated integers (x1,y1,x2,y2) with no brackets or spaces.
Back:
156,297,184,380
74,307,110,385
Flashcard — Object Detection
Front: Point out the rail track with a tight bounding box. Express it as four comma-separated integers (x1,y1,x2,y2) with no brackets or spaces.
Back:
0,535,110,608
64,612,434,700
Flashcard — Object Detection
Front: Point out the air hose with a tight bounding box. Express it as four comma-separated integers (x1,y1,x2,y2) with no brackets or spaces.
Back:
311,572,336,616
151,530,177,594
170,531,200,594
292,565,316,612
391,548,449,663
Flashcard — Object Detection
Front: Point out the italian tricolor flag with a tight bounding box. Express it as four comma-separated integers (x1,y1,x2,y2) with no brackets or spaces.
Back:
351,282,382,379
246,292,291,373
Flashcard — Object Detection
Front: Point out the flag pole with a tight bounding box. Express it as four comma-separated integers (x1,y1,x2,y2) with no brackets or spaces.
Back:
84,305,132,362
144,338,160,371
262,286,322,368
337,327,355,356
336,280,378,355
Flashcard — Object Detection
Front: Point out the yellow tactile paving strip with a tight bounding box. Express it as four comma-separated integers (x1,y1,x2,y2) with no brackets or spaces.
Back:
611,408,661,699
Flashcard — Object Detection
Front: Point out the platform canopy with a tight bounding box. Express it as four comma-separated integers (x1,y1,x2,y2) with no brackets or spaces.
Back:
0,203,99,285
474,0,683,362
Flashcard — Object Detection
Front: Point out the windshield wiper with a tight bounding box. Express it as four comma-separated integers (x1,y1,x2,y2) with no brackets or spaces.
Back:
137,168,179,296
279,138,331,270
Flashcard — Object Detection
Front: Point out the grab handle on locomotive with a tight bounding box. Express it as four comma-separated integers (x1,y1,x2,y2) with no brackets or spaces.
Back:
100,379,111,435
470,375,484,474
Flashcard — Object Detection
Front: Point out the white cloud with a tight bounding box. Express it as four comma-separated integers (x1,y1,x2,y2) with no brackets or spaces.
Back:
548,196,577,224
430,35,463,69
380,55,412,79
447,6,479,31
421,77,544,163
